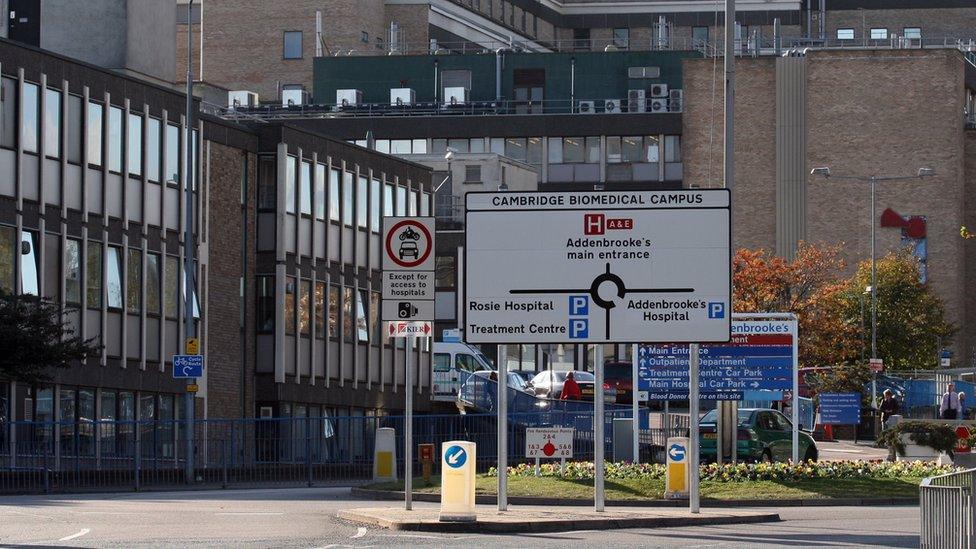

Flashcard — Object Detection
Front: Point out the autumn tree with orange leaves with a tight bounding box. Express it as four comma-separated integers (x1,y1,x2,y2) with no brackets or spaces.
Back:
732,244,859,369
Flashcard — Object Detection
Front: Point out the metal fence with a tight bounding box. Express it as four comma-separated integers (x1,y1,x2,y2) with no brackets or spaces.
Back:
920,468,976,548
0,411,683,494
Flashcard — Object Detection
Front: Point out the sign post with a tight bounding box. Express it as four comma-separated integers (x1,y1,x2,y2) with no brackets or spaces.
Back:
498,345,508,512
463,190,732,513
632,343,639,464
689,344,700,514
382,216,435,512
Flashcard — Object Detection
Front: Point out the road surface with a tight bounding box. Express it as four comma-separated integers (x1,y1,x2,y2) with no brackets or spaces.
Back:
0,487,918,548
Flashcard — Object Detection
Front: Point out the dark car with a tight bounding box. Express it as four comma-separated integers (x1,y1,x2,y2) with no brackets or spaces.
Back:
603,361,634,404
699,408,818,463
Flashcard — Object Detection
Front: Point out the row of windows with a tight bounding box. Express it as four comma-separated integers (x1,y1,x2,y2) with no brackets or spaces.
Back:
837,27,921,40
269,156,429,228
1,76,193,184
364,135,681,166
257,277,378,343
0,225,197,318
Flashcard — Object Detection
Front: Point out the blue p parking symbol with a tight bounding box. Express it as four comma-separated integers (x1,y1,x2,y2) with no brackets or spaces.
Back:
569,295,589,316
569,319,589,339
708,302,726,319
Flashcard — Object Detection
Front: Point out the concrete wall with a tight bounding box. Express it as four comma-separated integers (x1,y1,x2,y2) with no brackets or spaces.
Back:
40,0,126,69
126,0,177,80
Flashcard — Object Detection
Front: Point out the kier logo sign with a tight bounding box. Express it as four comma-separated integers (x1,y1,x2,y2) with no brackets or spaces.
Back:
583,213,634,235
387,320,432,338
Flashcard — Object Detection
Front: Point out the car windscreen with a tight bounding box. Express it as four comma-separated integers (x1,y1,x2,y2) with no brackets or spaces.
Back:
700,409,752,427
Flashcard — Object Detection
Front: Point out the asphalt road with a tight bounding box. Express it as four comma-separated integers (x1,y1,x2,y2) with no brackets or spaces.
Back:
0,487,919,548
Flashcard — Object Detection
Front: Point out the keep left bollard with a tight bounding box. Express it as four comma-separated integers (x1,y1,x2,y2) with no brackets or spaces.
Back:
439,441,476,523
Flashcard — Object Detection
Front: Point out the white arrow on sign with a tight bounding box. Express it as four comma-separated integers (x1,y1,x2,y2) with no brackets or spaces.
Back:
668,445,685,460
447,448,464,465
183,366,195,376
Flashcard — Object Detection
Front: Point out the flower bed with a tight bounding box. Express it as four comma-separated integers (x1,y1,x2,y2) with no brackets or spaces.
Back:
487,460,958,483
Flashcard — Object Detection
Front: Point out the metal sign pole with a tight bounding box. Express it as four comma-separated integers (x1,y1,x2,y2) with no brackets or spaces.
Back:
595,344,605,512
689,343,700,514
632,343,639,464
405,344,413,510
792,318,800,463
498,344,508,512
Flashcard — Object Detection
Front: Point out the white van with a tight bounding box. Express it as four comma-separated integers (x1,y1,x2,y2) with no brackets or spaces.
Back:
432,342,494,402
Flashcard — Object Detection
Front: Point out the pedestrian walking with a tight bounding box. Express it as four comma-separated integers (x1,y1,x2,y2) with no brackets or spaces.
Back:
560,371,582,400
940,382,961,420
879,389,899,427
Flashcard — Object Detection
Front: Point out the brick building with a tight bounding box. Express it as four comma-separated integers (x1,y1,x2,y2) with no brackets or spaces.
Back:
0,36,434,461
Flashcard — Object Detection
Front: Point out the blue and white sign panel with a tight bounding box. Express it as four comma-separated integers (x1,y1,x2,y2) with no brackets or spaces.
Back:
638,319,796,400
819,393,862,425
444,444,468,469
172,355,204,378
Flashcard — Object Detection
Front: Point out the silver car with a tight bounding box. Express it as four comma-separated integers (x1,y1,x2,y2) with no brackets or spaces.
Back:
527,370,616,403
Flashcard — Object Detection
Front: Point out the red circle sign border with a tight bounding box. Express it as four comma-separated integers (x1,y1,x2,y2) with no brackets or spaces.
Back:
386,219,433,269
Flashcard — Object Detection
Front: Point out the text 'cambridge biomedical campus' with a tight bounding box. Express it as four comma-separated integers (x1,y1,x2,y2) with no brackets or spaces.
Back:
2,1,976,547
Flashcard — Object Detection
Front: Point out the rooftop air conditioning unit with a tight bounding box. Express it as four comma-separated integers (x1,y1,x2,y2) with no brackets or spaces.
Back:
282,89,309,107
627,89,647,113
604,99,622,113
649,97,669,113
228,90,259,109
336,89,363,108
650,83,669,98
669,89,683,112
578,100,596,114
390,88,416,106
443,86,469,107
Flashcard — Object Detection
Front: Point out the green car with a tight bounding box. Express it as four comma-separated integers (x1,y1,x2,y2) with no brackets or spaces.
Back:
699,408,818,463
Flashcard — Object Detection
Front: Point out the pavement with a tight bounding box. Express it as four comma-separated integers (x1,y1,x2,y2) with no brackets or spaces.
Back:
337,504,780,533
0,486,920,548
817,439,890,462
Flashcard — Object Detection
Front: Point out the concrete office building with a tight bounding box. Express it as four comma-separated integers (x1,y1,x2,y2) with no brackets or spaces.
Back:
0,37,434,457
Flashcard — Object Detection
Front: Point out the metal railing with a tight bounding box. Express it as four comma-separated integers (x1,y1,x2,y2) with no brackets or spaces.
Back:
921,468,976,548
0,411,680,494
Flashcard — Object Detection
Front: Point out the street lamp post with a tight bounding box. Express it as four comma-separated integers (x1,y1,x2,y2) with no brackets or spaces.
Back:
811,166,935,407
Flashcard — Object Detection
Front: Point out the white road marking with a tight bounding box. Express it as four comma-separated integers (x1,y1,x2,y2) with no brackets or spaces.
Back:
214,512,285,516
58,528,90,542
823,448,864,454
351,527,368,539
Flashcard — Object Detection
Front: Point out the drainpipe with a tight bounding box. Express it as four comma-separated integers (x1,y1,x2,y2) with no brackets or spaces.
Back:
570,57,575,113
434,60,439,104
495,48,503,103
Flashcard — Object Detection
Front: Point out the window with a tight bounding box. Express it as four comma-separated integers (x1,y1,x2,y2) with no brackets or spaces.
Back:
586,137,600,163
0,78,15,149
283,31,303,59
693,26,709,46
299,279,311,336
66,95,82,163
44,88,60,158
613,28,630,49
106,246,122,309
22,82,39,153
573,28,590,50
409,189,418,216
871,28,888,40
375,140,390,154
448,138,469,153
315,163,326,220
564,137,585,163
87,102,103,166
284,277,296,335
644,136,660,162
0,227,13,293
126,249,141,313
390,140,411,154
412,139,428,154
342,172,354,226
356,290,369,343
504,138,526,162
65,239,81,303
622,136,643,163
314,281,326,339
165,123,179,182
903,27,922,39
370,292,380,344
164,255,178,318
836,28,855,40
329,169,340,221
606,137,622,163
384,183,394,217
146,253,160,314
108,106,123,172
664,135,681,162
20,231,38,295
361,31,369,43
527,137,542,165
300,160,312,215
342,287,353,342
464,164,481,183
256,276,274,332
147,118,161,182
431,139,446,154
370,179,380,232
357,176,368,228
127,113,142,176
396,186,406,216
328,285,339,338
87,242,102,308
421,192,430,216
436,256,455,287
285,156,296,214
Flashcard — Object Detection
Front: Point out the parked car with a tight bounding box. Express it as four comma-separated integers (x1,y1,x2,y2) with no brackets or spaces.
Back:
468,370,534,394
527,370,617,403
603,361,634,404
699,408,818,463
510,370,537,386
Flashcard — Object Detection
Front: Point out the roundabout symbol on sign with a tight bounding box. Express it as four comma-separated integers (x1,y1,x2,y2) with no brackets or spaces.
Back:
385,219,432,269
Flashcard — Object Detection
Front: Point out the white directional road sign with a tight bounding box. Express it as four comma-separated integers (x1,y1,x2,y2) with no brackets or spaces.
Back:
464,190,731,344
